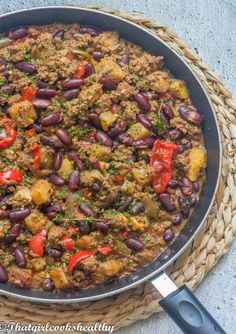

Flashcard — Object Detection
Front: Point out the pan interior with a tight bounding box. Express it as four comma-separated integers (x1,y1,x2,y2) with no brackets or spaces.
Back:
0,6,221,303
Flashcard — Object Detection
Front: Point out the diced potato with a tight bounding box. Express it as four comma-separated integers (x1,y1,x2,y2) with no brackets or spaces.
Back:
39,147,53,169
99,260,122,277
76,234,99,250
131,167,152,186
58,158,73,179
130,216,150,231
187,148,207,181
127,123,151,140
115,241,131,256
94,31,120,52
49,267,70,290
146,71,170,92
99,111,118,131
12,186,32,205
31,271,46,288
169,79,189,99
80,170,103,186
95,57,125,82
8,100,37,127
31,258,46,272
104,212,128,229
143,194,159,218
79,83,103,108
31,179,53,205
25,210,48,234
120,180,136,195
8,267,32,288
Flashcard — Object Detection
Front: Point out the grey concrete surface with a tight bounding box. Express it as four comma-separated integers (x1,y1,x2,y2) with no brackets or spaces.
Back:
0,1,235,333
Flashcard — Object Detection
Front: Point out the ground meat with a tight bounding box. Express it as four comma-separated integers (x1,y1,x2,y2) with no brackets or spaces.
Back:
47,225,65,241
78,256,99,272
8,267,32,288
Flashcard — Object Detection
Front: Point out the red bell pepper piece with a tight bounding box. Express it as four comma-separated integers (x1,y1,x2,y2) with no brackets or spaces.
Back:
0,116,17,149
110,103,118,114
98,246,114,256
122,230,129,238
28,229,47,257
25,128,35,137
59,236,75,251
115,168,131,185
0,170,22,185
75,62,85,79
11,39,23,45
150,139,179,193
22,87,37,101
29,144,41,169
68,250,93,273
152,169,172,194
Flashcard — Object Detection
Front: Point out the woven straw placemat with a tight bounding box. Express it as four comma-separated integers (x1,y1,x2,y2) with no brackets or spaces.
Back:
0,5,236,332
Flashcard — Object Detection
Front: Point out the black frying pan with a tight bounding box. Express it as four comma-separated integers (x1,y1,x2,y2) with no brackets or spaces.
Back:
0,6,225,334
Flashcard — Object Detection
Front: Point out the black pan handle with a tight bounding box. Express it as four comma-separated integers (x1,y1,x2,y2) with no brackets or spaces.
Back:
159,285,226,334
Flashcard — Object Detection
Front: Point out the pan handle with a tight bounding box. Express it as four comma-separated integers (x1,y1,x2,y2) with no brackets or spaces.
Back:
151,273,226,334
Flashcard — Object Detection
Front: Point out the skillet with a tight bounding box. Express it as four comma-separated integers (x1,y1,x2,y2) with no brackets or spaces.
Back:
0,6,225,333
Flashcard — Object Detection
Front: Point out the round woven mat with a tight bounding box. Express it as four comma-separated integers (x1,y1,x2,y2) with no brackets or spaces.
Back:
0,5,236,332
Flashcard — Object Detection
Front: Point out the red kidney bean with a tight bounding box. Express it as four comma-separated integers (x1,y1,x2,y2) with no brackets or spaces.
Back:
169,129,183,140
49,174,65,186
88,113,102,129
168,179,180,189
163,228,175,242
185,140,192,149
14,248,26,268
160,113,170,129
162,103,174,119
137,114,153,130
193,182,199,192
79,220,91,235
56,129,72,146
188,194,198,207
101,193,119,208
91,182,101,192
52,29,65,41
15,61,36,74
61,88,80,100
133,137,155,149
113,140,119,148
1,70,9,77
37,80,49,88
68,171,80,191
179,105,203,125
134,93,151,112
0,194,12,206
119,196,133,212
36,88,57,98
40,113,63,127
92,51,103,61
0,85,13,96
125,238,144,252
68,151,83,170
172,213,182,225
85,64,95,77
47,211,58,220
8,27,27,40
178,144,185,154
79,25,102,37
45,203,61,214
61,78,83,90
99,77,116,90
5,223,22,244
47,248,63,258
178,197,190,218
0,58,5,67
181,177,193,195
9,208,31,221
119,53,130,66
93,221,109,235
159,193,176,212
0,264,8,282
53,152,63,171
40,136,64,149
95,130,113,147
33,99,50,110
0,209,8,219
80,204,97,218
43,278,54,291
129,201,144,215
107,120,127,138
117,133,133,146
34,123,43,134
